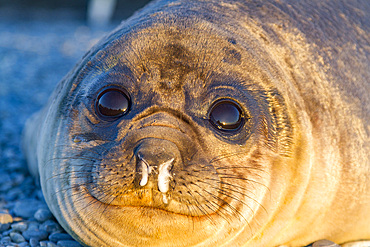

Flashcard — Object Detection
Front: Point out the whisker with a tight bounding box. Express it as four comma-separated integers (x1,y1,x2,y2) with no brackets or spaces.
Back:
199,185,251,231
210,151,249,164
216,174,269,190
180,183,218,225
216,166,268,175
53,143,109,156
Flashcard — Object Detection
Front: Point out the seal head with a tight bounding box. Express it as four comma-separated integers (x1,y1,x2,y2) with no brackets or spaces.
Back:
22,0,370,246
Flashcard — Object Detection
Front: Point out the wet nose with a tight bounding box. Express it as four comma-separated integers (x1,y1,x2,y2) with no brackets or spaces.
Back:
134,138,180,193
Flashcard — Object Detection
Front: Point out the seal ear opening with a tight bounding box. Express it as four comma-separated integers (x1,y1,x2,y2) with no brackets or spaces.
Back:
21,110,42,181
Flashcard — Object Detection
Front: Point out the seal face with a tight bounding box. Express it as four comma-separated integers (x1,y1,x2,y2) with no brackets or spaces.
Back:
22,0,369,246
59,23,280,243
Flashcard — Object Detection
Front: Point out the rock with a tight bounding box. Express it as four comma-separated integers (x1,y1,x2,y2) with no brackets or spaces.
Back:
57,240,83,247
49,232,73,242
310,239,341,247
40,220,63,233
48,241,58,247
0,223,10,231
14,199,47,218
22,228,48,241
5,188,22,201
19,242,30,247
11,222,28,232
342,241,370,247
0,174,12,192
27,221,40,231
0,212,13,224
0,236,11,245
34,208,53,222
10,231,26,243
41,240,58,247
1,229,13,236
30,237,39,247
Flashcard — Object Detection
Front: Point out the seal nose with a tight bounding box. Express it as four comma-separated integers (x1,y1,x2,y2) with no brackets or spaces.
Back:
134,138,179,193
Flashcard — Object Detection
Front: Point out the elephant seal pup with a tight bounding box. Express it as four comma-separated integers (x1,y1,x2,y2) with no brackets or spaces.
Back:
22,0,369,246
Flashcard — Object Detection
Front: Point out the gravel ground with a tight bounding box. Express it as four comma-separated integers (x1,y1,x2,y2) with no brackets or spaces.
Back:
0,14,116,247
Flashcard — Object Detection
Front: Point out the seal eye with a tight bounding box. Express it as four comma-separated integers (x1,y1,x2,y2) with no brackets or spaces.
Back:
97,89,130,117
209,99,243,131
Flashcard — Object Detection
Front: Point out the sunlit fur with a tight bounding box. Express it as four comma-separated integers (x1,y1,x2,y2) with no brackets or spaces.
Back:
23,0,369,246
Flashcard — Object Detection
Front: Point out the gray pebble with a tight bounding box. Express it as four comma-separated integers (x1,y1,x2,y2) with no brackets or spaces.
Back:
10,231,26,243
11,222,28,232
35,189,45,201
12,173,25,185
0,212,13,224
41,240,58,247
0,223,10,231
18,242,30,247
0,174,12,192
49,232,73,242
57,240,82,247
22,229,48,241
34,208,53,222
40,220,62,233
0,236,11,244
5,187,24,201
14,199,47,218
30,237,39,247
27,221,40,231
0,16,113,247
311,239,340,247
2,228,13,236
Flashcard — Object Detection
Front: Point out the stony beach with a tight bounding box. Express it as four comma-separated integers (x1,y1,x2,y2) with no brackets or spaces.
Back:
0,11,116,247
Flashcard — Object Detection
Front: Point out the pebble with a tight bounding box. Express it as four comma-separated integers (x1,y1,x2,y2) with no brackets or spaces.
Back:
40,220,62,233
5,187,24,201
0,12,114,247
0,212,13,224
0,174,12,192
40,241,58,247
0,236,11,245
57,240,82,247
49,242,58,247
310,239,340,247
26,222,40,232
2,229,13,236
10,231,26,243
30,237,39,247
22,229,48,241
0,223,10,232
11,222,28,232
35,208,53,222
49,233,73,242
13,199,47,218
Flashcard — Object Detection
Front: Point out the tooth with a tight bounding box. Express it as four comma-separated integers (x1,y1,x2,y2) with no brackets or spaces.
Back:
158,158,174,193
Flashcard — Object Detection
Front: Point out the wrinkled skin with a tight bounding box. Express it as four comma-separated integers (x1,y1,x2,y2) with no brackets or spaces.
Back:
22,0,369,246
